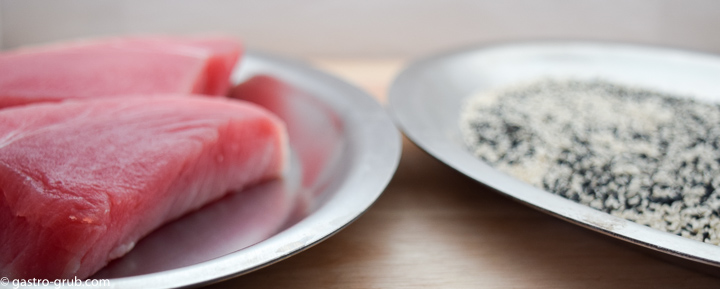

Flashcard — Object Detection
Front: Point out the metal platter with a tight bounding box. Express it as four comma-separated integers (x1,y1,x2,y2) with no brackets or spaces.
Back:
92,51,401,288
387,42,720,274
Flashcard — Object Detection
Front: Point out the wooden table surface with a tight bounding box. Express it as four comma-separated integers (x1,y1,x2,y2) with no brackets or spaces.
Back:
207,59,720,289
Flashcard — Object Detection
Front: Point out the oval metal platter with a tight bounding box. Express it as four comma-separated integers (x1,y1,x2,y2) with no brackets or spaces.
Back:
91,51,401,288
387,42,720,273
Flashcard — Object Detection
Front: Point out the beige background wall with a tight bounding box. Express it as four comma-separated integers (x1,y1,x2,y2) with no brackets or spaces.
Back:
1,0,719,58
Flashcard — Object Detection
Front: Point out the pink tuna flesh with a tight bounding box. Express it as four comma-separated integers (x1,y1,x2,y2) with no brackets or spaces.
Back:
0,96,287,279
0,36,242,108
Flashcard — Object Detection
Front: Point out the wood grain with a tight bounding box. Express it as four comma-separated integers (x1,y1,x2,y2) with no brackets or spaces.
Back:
206,60,720,289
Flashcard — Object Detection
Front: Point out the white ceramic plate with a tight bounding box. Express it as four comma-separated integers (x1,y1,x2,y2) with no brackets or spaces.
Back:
90,51,401,288
388,42,720,274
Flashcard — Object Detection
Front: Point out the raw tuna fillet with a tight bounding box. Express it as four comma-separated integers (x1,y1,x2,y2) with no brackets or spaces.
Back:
0,96,288,279
0,36,242,108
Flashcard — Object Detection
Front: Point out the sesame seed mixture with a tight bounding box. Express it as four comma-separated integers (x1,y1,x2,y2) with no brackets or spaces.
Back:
460,79,720,245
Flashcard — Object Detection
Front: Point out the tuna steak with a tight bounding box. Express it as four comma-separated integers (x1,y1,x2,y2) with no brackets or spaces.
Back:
0,96,287,279
0,36,241,108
